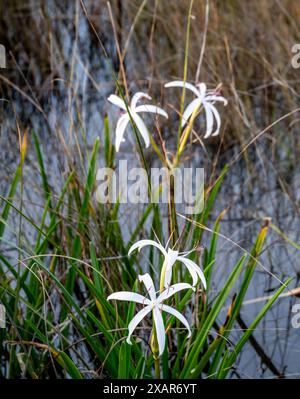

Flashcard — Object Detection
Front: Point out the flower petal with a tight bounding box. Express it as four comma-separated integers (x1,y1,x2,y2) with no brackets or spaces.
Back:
177,256,207,289
164,81,200,97
157,283,194,303
176,256,198,286
138,273,156,302
163,249,179,288
166,249,179,270
197,83,207,99
131,92,151,109
181,98,202,128
205,95,228,106
128,239,167,258
132,113,150,148
161,304,191,338
107,291,151,305
206,103,221,136
134,104,168,119
164,265,172,289
107,94,127,110
153,307,166,356
115,114,129,152
126,305,152,345
203,103,214,139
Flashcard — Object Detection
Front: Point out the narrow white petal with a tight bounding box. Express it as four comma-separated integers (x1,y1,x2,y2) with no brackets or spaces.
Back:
177,256,207,289
161,304,191,338
134,104,168,119
126,305,152,345
138,273,156,302
181,98,202,128
197,83,207,99
132,113,150,148
107,291,151,305
164,81,200,97
195,267,207,289
107,94,127,110
128,239,167,258
206,103,221,136
176,256,198,286
204,95,228,105
166,249,179,270
115,114,129,152
157,283,194,303
162,249,179,289
131,92,151,109
203,103,214,139
164,266,173,289
153,307,166,356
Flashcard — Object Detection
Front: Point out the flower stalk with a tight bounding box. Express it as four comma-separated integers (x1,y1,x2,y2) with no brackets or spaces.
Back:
159,260,168,293
176,103,201,164
150,322,161,378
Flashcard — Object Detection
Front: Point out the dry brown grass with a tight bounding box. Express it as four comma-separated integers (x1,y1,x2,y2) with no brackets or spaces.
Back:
1,0,300,154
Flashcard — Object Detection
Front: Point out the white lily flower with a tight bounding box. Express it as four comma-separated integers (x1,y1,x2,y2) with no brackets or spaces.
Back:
164,81,228,138
107,273,194,356
128,239,206,290
107,92,168,152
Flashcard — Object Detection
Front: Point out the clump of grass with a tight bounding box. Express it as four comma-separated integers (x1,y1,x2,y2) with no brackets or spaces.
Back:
0,74,293,380
0,123,292,378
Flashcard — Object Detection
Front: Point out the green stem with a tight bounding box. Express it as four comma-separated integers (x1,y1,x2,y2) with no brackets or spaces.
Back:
174,103,201,166
168,173,179,245
150,315,161,378
154,356,160,379
159,259,167,293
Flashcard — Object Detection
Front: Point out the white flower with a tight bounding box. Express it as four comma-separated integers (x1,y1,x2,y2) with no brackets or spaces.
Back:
107,273,194,356
128,239,206,290
164,81,228,138
107,92,168,152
